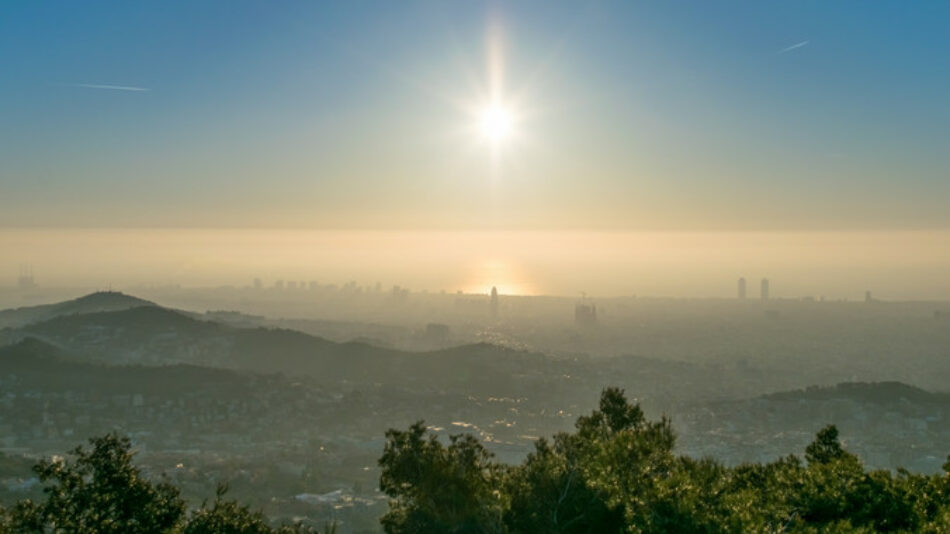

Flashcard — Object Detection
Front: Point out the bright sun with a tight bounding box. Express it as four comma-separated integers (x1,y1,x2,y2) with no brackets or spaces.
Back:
479,104,513,143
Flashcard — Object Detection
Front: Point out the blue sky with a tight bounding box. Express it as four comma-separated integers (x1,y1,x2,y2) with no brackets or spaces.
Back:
2,1,949,230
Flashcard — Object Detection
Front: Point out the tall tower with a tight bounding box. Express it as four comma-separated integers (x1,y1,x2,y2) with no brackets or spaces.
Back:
490,286,499,318
17,265,36,290
737,277,747,299
760,278,770,301
574,302,597,327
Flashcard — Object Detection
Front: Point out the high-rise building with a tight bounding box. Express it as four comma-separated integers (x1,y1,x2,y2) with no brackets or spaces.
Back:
575,303,597,327
737,277,747,299
490,286,499,317
865,290,873,303
16,265,36,290
760,278,770,301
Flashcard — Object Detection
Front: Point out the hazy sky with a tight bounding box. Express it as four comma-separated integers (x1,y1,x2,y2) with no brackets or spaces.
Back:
3,229,950,300
3,3,950,298
3,1,949,230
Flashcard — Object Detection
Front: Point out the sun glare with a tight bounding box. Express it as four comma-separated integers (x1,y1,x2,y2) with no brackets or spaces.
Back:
461,259,534,295
479,104,514,144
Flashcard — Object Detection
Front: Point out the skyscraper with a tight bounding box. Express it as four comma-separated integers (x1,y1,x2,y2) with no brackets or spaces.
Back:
17,265,36,290
574,303,597,327
490,286,499,317
737,277,747,299
761,278,770,301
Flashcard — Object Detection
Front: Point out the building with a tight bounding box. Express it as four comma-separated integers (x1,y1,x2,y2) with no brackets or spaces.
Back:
737,277,747,299
391,285,409,303
490,286,499,318
575,303,597,327
760,278,770,301
16,265,36,290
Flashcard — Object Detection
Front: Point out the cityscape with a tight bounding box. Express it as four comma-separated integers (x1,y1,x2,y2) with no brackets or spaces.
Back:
3,1,950,532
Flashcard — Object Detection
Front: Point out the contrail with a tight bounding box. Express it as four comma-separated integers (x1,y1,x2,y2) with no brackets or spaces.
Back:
66,83,150,92
778,40,809,54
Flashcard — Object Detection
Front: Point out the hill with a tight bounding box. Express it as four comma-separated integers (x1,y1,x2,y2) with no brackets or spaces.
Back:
0,337,265,397
763,381,950,405
0,293,785,410
677,381,950,472
2,298,560,393
0,291,155,329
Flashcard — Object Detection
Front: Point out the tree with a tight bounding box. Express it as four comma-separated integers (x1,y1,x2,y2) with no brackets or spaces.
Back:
182,483,275,534
502,388,650,533
504,436,624,533
0,435,327,534
4,434,184,534
378,421,504,533
183,483,332,534
378,387,950,533
805,425,847,465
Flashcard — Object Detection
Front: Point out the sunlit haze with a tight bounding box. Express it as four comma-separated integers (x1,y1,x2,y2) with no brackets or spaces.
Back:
4,4,950,531
2,229,949,299
3,3,950,298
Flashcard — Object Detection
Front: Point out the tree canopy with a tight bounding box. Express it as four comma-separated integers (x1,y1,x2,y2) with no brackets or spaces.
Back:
0,434,332,534
378,387,950,533
3,388,949,533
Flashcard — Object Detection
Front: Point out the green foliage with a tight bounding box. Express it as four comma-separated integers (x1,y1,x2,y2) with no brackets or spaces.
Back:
0,435,326,534
182,484,276,534
504,436,623,533
379,387,950,534
378,421,504,533
805,425,848,465
3,433,184,533
183,484,329,534
4,388,949,533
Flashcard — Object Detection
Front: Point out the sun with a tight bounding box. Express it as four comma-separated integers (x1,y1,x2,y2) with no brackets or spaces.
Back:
479,104,514,144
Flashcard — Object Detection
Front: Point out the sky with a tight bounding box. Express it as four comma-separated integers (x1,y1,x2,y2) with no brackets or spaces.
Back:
2,2,949,296
4,228,950,299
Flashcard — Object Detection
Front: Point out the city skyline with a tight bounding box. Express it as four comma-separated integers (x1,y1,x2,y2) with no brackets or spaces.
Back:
3,2,950,298
3,228,949,300
2,4,950,530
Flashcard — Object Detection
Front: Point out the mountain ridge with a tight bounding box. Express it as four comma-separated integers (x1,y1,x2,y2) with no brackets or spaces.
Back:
0,291,156,329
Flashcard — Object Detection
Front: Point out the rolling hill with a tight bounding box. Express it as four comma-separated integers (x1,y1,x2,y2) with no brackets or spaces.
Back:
0,291,155,329
0,294,560,392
